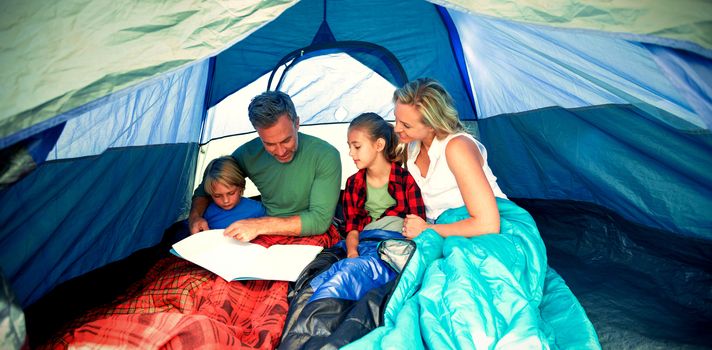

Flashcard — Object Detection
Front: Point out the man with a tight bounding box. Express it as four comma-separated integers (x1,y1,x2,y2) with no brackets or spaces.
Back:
189,91,342,241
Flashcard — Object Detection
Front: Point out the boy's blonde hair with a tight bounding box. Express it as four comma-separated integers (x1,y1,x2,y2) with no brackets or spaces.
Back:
203,156,246,196
393,77,465,135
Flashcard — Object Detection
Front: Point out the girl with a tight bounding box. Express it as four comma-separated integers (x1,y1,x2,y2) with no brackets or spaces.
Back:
342,112,426,257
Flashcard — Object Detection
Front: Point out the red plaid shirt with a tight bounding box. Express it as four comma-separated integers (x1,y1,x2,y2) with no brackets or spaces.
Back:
342,162,426,233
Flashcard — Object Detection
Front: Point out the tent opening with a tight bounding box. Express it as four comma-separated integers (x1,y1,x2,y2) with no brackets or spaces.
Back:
198,52,400,196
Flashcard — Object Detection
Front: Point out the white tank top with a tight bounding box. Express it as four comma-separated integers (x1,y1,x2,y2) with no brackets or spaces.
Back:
406,133,507,221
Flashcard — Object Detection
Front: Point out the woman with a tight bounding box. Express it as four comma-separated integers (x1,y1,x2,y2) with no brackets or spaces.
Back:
395,77,508,238
344,78,597,349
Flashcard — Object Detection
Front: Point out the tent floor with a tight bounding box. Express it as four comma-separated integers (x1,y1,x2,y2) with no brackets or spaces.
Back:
514,199,712,350
24,202,712,349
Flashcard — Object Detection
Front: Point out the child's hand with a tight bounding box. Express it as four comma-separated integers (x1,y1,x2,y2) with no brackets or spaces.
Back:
189,217,210,234
345,230,360,258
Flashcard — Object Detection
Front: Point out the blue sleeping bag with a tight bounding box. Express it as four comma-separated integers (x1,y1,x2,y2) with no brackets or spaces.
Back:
345,198,600,349
281,198,600,349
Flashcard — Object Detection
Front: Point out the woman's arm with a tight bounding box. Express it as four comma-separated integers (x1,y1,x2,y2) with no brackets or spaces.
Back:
437,135,500,236
403,135,500,238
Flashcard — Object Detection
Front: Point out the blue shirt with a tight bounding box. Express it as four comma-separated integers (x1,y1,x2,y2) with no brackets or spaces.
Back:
204,197,266,229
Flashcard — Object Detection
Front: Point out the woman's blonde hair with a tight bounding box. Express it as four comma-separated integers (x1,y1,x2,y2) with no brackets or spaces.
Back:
203,156,246,196
393,78,465,135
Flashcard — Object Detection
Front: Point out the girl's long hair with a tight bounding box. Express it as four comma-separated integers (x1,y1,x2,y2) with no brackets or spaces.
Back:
348,112,402,163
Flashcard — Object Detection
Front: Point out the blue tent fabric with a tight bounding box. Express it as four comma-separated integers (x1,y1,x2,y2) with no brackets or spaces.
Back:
480,104,712,239
45,61,209,161
644,44,712,129
0,145,198,307
449,10,708,130
0,59,207,307
0,63,207,308
210,0,476,121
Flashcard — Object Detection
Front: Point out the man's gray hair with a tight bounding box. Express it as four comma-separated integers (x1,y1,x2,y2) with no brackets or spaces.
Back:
247,91,298,129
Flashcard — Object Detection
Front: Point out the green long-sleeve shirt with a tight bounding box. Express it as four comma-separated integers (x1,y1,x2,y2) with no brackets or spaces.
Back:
195,132,341,235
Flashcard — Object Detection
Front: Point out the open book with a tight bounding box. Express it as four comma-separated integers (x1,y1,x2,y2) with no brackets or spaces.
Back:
171,229,323,282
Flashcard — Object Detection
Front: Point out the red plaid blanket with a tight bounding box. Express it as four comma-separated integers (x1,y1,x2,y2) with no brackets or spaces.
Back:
42,226,340,350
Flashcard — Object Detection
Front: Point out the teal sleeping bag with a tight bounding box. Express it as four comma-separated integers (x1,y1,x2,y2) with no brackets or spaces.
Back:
345,198,600,349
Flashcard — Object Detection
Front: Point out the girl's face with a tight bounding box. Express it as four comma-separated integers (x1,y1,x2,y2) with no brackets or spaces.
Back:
394,102,433,143
210,182,242,210
347,128,384,170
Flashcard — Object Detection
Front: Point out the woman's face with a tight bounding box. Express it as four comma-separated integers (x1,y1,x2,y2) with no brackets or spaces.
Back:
394,102,433,143
210,182,242,210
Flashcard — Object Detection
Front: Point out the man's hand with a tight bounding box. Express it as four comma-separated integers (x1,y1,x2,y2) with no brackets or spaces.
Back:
224,218,263,242
223,216,301,241
189,217,210,234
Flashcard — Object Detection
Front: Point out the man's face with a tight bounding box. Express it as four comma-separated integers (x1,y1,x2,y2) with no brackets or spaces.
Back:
256,114,299,163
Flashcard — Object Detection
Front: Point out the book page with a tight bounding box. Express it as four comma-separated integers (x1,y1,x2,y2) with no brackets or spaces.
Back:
171,229,323,281
237,244,324,281
172,230,268,281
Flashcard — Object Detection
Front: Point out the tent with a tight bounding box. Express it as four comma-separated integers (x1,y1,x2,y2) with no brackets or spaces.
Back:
1,0,710,348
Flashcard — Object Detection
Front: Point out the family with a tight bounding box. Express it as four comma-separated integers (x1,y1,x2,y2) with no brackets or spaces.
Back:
189,77,507,247
47,78,542,349
44,78,581,349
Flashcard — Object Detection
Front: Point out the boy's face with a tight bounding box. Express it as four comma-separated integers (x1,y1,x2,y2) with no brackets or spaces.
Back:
210,182,242,211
